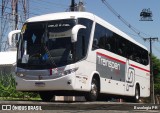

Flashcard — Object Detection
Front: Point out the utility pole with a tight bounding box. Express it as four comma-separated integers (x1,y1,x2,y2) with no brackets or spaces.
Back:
12,0,18,30
140,8,158,104
70,0,75,11
0,0,29,51
69,0,85,12
144,37,158,104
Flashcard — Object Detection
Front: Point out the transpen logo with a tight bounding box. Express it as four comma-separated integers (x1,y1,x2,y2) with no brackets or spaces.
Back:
97,55,120,71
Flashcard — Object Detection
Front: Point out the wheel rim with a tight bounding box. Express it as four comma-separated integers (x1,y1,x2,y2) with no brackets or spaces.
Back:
91,82,97,97
135,88,139,100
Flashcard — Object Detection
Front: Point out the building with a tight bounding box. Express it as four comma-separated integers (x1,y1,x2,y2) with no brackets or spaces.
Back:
0,51,17,75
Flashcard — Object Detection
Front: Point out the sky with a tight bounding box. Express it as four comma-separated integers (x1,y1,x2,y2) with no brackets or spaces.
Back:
29,0,160,58
1,0,160,58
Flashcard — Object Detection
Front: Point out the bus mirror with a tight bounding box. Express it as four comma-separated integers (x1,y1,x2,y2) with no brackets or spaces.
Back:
71,25,86,42
8,30,21,46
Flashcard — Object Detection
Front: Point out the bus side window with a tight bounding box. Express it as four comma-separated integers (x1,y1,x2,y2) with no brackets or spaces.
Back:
118,49,123,55
92,23,106,50
116,35,128,57
98,36,106,49
106,43,111,51
126,42,134,61
141,49,149,65
135,57,140,63
92,39,99,50
106,36,116,53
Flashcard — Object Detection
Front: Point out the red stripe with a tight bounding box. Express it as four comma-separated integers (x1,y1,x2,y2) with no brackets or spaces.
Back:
97,52,126,64
96,52,150,73
130,64,150,73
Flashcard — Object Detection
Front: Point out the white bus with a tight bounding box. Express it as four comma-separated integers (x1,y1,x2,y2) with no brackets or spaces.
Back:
12,12,150,102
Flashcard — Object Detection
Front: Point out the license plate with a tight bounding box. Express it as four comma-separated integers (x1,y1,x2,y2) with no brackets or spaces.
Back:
35,82,45,87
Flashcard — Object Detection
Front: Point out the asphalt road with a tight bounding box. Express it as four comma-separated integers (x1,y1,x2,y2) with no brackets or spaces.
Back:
0,101,160,113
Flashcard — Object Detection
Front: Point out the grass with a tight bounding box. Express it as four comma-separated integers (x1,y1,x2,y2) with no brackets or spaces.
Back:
0,97,41,101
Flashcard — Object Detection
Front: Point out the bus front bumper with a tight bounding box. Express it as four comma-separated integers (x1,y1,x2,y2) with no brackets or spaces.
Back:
15,74,75,91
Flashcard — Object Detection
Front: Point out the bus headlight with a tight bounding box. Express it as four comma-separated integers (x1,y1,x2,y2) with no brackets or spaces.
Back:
61,67,78,76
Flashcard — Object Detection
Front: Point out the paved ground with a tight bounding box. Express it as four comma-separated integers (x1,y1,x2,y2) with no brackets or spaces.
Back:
0,101,160,113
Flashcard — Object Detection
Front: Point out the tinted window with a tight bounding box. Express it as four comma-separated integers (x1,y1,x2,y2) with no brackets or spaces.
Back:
92,24,116,53
17,19,76,69
92,23,149,65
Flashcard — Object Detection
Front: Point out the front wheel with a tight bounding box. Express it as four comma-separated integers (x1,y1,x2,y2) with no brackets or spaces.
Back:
85,78,99,101
39,91,55,102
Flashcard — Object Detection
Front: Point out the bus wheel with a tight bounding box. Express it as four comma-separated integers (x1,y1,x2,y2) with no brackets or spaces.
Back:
39,91,54,102
134,85,140,103
85,78,99,101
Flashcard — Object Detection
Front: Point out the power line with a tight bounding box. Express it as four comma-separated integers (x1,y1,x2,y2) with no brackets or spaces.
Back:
101,0,151,40
101,0,159,104
101,0,160,54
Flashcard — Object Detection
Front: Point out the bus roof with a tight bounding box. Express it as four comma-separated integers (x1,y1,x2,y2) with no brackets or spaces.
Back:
26,12,148,51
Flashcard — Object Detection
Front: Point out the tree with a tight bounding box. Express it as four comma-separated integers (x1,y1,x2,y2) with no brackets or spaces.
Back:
152,55,160,94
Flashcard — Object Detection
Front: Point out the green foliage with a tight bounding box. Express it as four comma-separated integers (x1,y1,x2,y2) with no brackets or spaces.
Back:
154,84,160,94
0,74,39,99
152,55,160,78
152,55,160,95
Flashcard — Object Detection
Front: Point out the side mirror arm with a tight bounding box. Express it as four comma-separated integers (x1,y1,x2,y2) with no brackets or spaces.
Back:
71,25,86,42
8,30,21,46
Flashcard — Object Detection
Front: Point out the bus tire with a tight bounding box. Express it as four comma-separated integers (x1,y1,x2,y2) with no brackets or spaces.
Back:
134,85,140,103
85,78,99,101
39,91,54,102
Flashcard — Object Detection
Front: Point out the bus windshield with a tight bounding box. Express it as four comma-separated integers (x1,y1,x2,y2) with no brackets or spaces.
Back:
17,19,76,69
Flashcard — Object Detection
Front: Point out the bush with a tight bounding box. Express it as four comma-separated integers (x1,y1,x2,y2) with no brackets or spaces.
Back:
155,83,160,94
0,74,39,99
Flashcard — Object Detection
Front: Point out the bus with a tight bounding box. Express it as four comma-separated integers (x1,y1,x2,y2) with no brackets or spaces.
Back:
12,12,150,102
